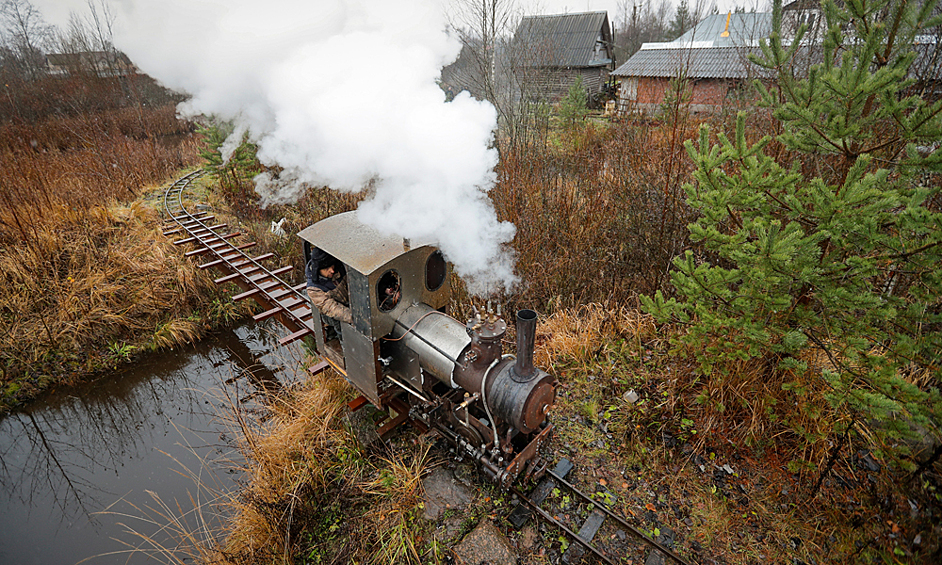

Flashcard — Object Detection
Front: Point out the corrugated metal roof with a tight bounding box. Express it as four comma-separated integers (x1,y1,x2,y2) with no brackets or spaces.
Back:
671,12,772,48
514,11,613,68
612,12,776,80
612,13,773,79
612,46,770,79
614,33,939,83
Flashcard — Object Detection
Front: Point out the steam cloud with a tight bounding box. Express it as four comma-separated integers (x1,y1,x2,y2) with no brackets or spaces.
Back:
113,0,517,294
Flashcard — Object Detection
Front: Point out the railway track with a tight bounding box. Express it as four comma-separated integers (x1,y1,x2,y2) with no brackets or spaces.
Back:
161,169,317,349
509,459,691,565
162,171,692,564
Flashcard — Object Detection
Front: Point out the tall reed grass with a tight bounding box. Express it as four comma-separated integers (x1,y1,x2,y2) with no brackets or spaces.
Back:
0,104,231,410
215,366,437,565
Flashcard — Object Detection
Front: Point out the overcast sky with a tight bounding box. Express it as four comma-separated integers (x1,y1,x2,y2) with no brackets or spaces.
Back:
33,0,769,33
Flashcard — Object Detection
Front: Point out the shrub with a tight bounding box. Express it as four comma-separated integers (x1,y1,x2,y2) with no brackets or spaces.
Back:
643,0,942,471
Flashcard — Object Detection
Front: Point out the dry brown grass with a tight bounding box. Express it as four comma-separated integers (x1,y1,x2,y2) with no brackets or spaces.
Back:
219,371,355,564
532,302,659,371
359,444,435,565
0,192,248,407
0,102,246,410
0,105,197,246
489,116,712,312
215,365,438,565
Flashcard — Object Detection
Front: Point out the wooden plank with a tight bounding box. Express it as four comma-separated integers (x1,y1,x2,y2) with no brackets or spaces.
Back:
172,223,229,245
377,410,410,438
252,296,305,321
186,241,255,257
184,247,212,257
253,305,284,322
248,265,292,282
205,252,274,271
215,265,262,284
198,258,226,270
279,296,306,309
309,360,331,377
232,288,261,301
175,212,211,220
561,509,607,564
278,327,312,346
206,233,242,247
232,281,282,301
509,459,575,528
269,282,307,300
174,214,214,224
347,395,369,411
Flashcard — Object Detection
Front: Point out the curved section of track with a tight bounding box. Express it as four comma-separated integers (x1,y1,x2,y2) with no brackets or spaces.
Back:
161,170,316,347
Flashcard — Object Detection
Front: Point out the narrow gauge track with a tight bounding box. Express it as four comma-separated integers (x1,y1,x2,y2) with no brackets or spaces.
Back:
161,170,317,349
509,459,691,565
161,171,691,565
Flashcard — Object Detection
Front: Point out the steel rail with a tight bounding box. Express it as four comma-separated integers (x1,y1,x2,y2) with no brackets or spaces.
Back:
509,464,693,565
510,484,618,565
546,468,692,565
161,170,316,346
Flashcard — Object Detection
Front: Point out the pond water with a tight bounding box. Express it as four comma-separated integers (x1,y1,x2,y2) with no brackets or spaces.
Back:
0,321,302,565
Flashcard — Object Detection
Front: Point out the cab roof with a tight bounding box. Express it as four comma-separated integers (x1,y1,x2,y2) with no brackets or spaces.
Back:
297,211,438,275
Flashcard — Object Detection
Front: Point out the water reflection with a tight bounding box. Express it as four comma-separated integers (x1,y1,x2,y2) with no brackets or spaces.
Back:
0,321,302,565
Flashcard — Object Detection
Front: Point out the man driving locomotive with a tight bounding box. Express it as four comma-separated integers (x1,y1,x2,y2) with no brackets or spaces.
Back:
305,248,352,338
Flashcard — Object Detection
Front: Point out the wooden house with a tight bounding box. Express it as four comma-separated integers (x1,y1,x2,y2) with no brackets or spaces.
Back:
512,11,615,102
45,51,136,79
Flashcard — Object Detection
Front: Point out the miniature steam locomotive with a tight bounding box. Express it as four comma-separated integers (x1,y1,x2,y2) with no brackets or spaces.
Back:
298,212,556,488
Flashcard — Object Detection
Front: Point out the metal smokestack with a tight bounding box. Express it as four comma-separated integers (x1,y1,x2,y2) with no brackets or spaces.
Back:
513,309,538,381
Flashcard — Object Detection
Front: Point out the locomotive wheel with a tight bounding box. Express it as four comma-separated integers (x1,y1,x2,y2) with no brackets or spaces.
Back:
455,421,484,447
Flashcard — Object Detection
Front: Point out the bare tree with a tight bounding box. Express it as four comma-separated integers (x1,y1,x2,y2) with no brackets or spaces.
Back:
614,0,673,61
447,0,518,103
445,0,550,151
0,0,54,80
57,1,120,76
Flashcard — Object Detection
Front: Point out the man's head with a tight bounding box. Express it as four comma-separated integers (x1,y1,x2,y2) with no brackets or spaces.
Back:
318,262,337,279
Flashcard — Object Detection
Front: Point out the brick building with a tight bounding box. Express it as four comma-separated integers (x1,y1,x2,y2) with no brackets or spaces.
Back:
612,12,774,114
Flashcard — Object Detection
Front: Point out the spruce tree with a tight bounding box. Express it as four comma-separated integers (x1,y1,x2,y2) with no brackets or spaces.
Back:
558,75,589,129
666,0,692,41
643,0,942,470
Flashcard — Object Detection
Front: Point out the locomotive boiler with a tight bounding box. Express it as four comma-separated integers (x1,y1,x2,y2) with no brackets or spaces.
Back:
298,212,556,488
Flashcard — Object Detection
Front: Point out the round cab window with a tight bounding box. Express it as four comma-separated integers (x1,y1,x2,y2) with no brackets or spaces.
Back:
377,270,401,312
425,251,447,291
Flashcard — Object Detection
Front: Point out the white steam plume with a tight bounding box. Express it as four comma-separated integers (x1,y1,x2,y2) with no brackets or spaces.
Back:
113,0,517,294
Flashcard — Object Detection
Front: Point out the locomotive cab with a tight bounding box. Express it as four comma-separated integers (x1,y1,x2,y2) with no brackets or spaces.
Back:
299,212,451,405
298,211,556,488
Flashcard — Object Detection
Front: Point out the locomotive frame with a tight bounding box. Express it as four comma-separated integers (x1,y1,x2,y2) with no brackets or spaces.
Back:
298,212,557,489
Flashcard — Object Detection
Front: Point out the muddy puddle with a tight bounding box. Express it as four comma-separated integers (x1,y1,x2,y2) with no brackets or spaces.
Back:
0,321,302,564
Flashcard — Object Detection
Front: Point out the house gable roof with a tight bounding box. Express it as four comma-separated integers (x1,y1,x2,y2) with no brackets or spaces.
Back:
612,46,771,80
514,11,613,68
671,12,772,48
613,13,773,80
